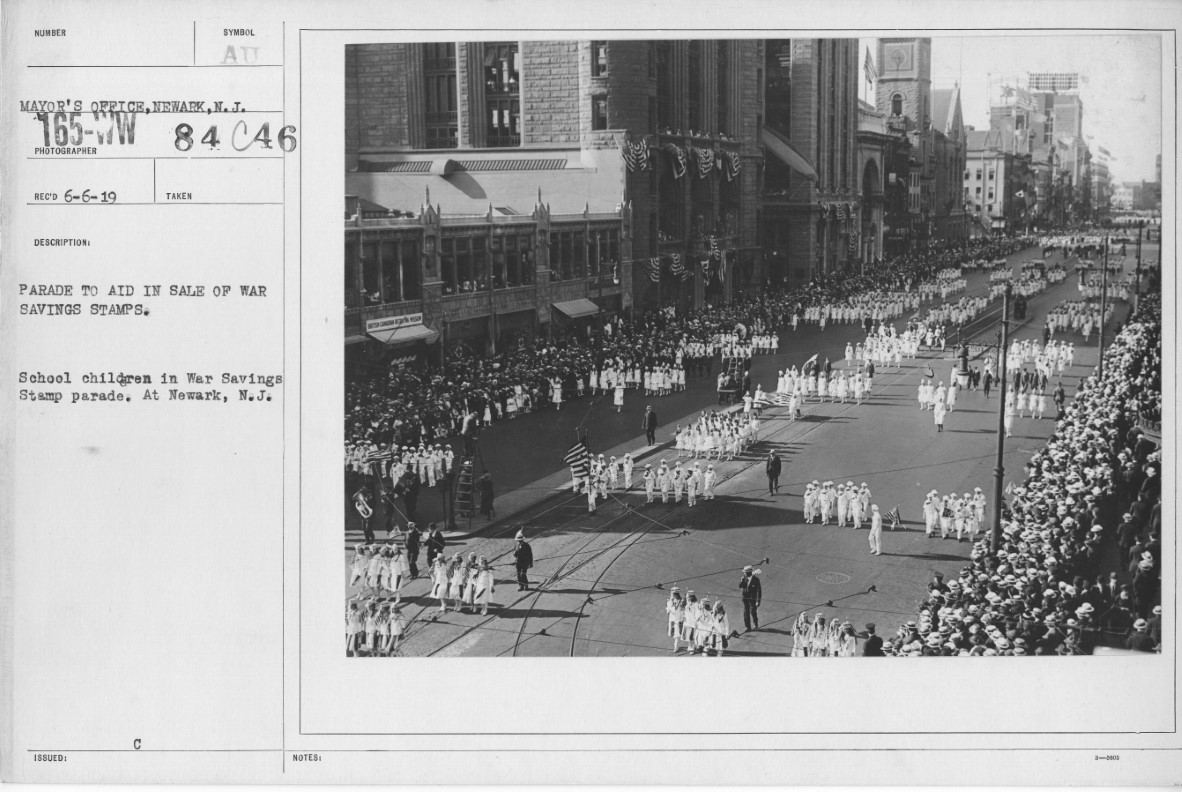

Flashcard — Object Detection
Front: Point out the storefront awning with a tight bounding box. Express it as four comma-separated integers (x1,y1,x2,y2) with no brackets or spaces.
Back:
761,126,819,182
552,298,600,319
368,324,440,346
345,334,369,346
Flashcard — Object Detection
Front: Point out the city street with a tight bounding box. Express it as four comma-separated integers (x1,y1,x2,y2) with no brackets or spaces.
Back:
347,244,1144,656
346,243,1102,536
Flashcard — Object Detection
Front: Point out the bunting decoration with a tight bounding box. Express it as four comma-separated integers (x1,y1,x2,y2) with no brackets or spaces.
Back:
670,253,686,278
705,234,720,261
718,251,728,284
662,143,687,179
723,150,741,182
848,231,859,253
623,138,651,172
836,202,847,221
693,146,715,179
647,256,662,283
701,257,711,282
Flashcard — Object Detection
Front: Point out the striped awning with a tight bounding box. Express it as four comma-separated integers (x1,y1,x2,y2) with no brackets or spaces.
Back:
368,324,440,346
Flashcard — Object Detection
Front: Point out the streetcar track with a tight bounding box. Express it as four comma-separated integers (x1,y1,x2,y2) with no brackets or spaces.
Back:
349,246,1077,656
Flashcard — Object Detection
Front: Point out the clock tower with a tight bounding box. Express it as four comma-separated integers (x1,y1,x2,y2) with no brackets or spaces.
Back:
876,38,931,130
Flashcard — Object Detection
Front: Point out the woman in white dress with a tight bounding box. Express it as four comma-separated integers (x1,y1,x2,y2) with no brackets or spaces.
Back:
613,380,625,413
589,368,600,396
474,557,495,616
349,544,368,589
1016,388,1028,419
385,604,406,655
346,599,363,656
430,554,450,612
551,377,563,410
917,377,928,409
446,554,466,612
711,601,731,657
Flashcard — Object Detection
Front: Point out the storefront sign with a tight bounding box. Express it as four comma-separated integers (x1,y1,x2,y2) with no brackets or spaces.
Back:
366,312,424,333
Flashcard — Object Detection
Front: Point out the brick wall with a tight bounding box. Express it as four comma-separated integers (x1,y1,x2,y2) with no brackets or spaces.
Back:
345,46,359,166
352,44,410,151
522,40,580,145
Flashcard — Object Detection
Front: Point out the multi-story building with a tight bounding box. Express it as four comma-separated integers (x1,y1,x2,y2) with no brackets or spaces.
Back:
761,38,862,284
874,38,968,247
964,127,1037,235
344,39,765,359
856,99,910,263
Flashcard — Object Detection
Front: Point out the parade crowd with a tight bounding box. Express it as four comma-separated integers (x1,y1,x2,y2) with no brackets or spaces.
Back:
344,236,1035,470
876,292,1163,656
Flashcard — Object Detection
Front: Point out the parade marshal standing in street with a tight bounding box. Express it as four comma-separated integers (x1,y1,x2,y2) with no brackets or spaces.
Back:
642,405,658,445
405,522,421,579
425,522,446,568
513,529,534,591
739,565,762,632
766,450,782,495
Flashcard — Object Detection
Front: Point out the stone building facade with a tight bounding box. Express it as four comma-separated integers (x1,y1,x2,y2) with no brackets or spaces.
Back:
344,39,766,356
760,39,862,286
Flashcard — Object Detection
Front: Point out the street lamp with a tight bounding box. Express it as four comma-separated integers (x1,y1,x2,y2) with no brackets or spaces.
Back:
991,282,1013,556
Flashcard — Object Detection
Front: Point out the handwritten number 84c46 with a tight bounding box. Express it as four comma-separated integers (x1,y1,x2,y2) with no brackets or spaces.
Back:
174,122,297,152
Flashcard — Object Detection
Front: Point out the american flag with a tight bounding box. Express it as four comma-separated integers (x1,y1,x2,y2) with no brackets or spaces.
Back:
756,392,792,407
563,441,590,480
886,505,902,528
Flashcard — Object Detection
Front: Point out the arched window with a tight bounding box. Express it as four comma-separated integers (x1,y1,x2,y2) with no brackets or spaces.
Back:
890,93,903,117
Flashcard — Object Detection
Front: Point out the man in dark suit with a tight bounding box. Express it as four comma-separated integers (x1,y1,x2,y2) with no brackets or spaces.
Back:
739,565,762,632
404,522,422,578
642,405,658,445
765,451,782,495
513,529,534,591
425,522,446,567
861,623,884,656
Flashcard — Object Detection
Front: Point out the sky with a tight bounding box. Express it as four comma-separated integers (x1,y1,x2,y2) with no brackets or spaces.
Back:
858,34,1163,184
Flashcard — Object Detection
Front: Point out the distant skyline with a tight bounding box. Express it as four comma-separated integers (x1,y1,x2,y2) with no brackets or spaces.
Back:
858,34,1162,184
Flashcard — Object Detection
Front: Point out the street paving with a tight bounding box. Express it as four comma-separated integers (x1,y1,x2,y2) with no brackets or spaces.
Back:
346,244,1143,656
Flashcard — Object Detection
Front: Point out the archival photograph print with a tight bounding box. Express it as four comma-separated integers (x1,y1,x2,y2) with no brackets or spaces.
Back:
341,36,1162,658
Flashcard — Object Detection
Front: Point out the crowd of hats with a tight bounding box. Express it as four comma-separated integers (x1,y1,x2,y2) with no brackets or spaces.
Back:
886,292,1163,656
346,236,1036,451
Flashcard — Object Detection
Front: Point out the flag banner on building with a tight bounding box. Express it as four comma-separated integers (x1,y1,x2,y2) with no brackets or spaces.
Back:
848,232,859,253
718,251,727,284
723,149,741,181
693,146,715,179
647,256,662,283
701,257,711,282
623,139,651,172
863,47,877,83
564,441,590,480
670,253,685,277
663,142,688,178
837,202,846,220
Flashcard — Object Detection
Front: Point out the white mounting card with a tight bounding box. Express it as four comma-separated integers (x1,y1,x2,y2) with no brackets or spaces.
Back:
1,0,1180,785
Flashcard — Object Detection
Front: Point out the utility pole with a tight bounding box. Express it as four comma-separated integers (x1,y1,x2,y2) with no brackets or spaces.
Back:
991,282,1012,556
1097,234,1109,380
